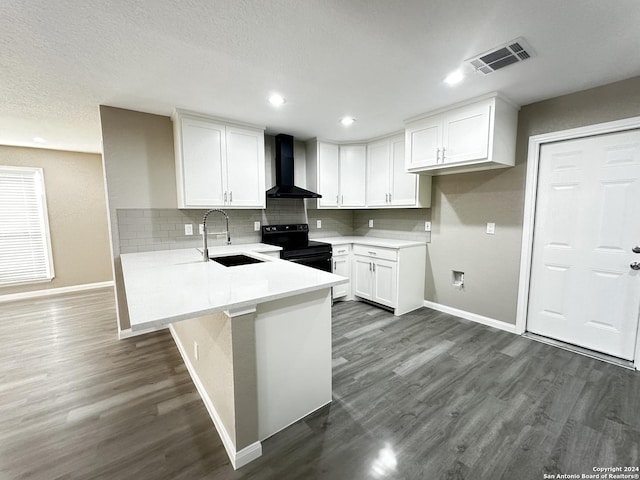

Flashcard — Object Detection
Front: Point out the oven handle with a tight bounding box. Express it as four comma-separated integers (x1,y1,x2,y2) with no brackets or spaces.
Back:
285,254,332,264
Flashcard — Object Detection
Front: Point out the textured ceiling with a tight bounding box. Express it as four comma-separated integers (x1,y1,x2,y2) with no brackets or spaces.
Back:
1,0,640,153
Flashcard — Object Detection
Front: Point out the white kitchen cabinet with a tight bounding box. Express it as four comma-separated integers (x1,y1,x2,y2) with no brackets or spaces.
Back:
331,244,351,300
316,142,339,208
353,245,397,309
405,94,518,175
366,134,431,207
354,255,397,309
307,140,366,209
174,110,266,209
339,145,367,207
352,243,424,315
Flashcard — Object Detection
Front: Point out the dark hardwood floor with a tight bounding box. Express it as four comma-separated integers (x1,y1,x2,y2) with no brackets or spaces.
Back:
1,289,638,479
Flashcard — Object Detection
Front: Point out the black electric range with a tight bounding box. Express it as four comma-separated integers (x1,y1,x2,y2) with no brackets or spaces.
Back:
261,224,332,272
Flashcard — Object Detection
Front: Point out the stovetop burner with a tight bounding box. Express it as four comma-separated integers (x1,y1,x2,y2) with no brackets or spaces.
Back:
261,223,332,261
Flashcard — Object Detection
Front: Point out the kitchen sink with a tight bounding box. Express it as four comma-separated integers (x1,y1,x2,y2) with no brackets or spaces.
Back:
209,254,265,267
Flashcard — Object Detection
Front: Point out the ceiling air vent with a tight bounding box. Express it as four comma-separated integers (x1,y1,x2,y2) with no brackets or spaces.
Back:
466,37,535,75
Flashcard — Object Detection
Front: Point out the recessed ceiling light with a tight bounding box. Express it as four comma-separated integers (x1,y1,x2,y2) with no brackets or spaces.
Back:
33,136,46,143
268,94,286,107
444,70,464,86
340,117,356,127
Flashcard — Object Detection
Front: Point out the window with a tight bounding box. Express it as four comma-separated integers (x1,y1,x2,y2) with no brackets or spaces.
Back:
0,166,54,286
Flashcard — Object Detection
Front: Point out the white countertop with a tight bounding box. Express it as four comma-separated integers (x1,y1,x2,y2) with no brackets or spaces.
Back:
314,236,426,249
121,243,347,331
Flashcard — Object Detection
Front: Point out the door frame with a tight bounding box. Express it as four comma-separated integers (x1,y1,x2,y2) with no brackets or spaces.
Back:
515,115,640,370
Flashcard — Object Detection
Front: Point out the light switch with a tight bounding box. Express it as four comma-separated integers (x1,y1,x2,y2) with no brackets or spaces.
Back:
254,221,261,231
425,221,431,232
316,219,322,229
486,222,495,235
199,224,204,235
184,224,193,236
368,219,374,228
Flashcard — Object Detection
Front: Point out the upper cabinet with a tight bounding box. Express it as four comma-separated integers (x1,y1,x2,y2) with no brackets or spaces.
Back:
308,135,431,209
173,110,266,209
405,94,518,175
367,134,430,208
307,140,366,209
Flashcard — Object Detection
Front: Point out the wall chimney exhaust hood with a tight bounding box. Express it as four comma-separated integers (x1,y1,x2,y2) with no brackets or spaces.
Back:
266,134,321,199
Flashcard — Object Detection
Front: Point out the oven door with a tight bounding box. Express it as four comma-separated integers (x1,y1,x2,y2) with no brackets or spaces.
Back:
285,253,332,272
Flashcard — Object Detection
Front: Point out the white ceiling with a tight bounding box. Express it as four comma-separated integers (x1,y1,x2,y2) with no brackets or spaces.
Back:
2,0,639,154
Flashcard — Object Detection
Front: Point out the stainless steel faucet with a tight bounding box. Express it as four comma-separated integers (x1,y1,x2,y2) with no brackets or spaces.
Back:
202,209,231,261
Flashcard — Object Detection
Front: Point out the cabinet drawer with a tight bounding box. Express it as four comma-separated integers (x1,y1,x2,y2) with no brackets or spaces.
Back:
332,244,351,256
353,244,397,262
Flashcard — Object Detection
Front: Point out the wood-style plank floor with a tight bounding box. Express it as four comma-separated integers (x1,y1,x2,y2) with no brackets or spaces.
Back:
1,290,638,479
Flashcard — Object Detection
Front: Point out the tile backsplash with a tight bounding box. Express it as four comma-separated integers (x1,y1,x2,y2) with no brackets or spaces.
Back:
117,203,430,254
352,209,431,242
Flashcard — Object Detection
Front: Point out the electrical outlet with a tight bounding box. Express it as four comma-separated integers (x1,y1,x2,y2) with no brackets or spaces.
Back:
194,341,199,361
368,219,374,228
199,224,204,235
184,224,193,235
316,219,322,229
254,221,260,231
486,222,495,235
425,221,431,232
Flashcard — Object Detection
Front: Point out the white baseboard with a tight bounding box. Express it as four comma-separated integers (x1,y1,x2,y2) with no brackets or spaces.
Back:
423,300,517,334
168,324,262,470
0,281,114,304
118,324,169,340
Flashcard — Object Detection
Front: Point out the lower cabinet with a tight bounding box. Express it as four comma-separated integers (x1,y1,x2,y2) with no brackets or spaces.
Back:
332,244,351,300
324,239,426,316
352,243,425,316
353,255,397,308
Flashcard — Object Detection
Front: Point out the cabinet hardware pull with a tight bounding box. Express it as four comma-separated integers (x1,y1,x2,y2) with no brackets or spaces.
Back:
633,246,640,253
442,147,446,161
336,195,339,204
373,263,376,272
368,251,377,255
341,194,344,205
224,191,227,203
334,261,336,270
385,193,388,203
388,192,392,203
631,262,640,271
369,262,372,271
229,191,232,202
436,148,440,163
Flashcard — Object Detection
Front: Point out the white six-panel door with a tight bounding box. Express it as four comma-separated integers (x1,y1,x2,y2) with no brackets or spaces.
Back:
527,130,640,360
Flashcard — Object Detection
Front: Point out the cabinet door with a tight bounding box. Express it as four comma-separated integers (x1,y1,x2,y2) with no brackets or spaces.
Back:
353,256,372,300
339,145,366,207
389,136,417,206
442,101,491,164
372,259,397,308
332,255,350,299
366,140,390,206
317,142,340,208
405,116,441,170
181,117,226,206
225,126,266,208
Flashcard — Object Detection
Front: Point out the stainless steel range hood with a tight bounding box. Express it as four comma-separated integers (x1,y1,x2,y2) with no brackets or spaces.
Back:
266,134,321,199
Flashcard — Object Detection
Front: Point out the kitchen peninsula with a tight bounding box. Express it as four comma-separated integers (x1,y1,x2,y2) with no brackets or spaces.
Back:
120,244,347,469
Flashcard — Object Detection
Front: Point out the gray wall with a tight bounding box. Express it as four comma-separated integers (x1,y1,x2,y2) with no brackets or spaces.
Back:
425,75,640,325
100,106,176,330
0,146,112,296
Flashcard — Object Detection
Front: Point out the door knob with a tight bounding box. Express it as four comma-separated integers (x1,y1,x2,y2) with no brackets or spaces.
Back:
631,262,640,271
633,246,640,253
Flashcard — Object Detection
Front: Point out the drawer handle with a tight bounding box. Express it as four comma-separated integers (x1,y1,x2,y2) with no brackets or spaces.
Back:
368,251,377,255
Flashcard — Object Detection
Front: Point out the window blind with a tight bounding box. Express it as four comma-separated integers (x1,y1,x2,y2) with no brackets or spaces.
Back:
0,166,54,286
